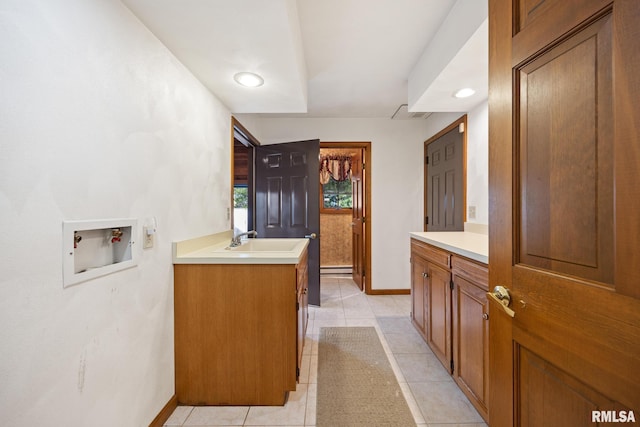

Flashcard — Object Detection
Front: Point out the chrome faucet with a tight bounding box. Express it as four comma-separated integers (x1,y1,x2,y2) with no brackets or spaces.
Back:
230,230,257,247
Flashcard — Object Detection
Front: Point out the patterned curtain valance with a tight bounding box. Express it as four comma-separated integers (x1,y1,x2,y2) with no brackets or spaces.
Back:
319,155,352,184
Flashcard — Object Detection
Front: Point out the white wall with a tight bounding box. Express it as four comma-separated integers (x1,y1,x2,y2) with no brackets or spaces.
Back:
465,101,489,225
0,1,231,425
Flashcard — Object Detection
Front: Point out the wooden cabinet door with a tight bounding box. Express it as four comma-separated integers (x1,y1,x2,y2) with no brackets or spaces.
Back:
296,252,309,372
410,254,428,336
489,0,640,425
453,275,489,421
426,263,452,373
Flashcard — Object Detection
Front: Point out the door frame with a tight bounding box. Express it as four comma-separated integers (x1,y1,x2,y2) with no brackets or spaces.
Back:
320,141,372,295
423,115,467,231
230,117,260,232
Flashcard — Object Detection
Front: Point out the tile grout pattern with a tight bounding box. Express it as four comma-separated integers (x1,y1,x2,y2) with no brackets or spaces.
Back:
164,275,487,427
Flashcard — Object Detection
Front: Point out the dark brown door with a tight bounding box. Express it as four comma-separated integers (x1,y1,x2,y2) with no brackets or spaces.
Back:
489,1,640,426
426,119,465,231
256,139,321,305
351,149,364,290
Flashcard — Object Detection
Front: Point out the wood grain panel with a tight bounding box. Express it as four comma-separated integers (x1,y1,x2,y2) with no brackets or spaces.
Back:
516,0,549,32
512,265,640,411
233,144,249,184
427,263,452,372
453,276,489,421
517,346,629,427
296,253,309,370
517,15,613,284
512,0,611,66
174,263,297,406
451,256,488,291
488,0,516,423
613,0,640,299
410,254,428,336
411,239,451,269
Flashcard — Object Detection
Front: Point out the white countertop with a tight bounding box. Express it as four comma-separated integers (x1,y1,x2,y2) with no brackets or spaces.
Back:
410,231,488,264
173,231,309,265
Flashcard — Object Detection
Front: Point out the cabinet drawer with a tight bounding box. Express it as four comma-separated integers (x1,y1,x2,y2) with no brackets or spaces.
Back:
451,256,488,291
411,239,450,269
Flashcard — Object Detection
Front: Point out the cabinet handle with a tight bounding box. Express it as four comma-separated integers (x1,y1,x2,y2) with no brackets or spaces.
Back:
422,272,429,278
482,313,489,320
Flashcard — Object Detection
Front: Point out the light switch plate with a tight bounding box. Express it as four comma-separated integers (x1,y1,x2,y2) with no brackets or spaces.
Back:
143,226,154,249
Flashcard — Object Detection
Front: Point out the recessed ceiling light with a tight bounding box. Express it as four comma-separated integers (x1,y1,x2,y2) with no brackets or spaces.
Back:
234,72,264,87
453,88,475,98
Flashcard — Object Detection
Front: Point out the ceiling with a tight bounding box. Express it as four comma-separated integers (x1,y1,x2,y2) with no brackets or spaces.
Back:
121,0,488,118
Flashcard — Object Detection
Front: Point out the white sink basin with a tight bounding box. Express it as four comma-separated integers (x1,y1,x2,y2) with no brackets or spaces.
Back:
173,232,309,265
223,239,302,252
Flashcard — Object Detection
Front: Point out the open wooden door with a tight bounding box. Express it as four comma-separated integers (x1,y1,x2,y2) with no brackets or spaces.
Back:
255,139,321,306
488,1,640,426
351,149,364,290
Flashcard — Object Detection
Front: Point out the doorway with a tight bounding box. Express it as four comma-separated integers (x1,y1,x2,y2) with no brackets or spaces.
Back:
319,142,371,293
231,117,323,305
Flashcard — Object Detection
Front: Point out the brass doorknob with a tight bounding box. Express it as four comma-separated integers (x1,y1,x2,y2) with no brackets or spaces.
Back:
492,285,512,307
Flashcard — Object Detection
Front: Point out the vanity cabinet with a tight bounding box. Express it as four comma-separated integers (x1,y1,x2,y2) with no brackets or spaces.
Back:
410,239,452,371
174,248,308,406
410,238,488,421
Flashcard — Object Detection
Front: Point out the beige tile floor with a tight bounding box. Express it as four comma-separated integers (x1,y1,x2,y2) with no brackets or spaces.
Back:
164,275,487,427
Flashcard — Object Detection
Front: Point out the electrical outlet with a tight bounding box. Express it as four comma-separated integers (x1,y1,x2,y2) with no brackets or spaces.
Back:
468,206,476,220
143,226,154,249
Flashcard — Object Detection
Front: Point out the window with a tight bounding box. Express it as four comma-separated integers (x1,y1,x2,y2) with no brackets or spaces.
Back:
322,177,352,211
233,186,248,233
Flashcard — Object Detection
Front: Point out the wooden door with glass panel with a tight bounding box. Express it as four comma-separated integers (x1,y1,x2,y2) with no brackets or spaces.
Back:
488,0,640,426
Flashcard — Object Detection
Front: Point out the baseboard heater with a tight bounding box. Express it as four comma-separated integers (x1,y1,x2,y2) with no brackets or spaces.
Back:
321,266,352,275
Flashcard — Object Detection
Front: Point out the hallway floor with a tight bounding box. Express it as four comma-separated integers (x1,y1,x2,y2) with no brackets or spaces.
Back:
164,275,486,427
